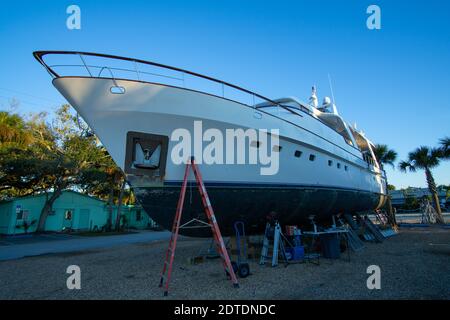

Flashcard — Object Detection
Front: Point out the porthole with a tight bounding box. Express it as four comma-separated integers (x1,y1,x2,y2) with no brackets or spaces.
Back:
337,163,341,169
328,160,333,166
294,150,302,158
273,145,282,152
344,165,348,171
309,154,316,161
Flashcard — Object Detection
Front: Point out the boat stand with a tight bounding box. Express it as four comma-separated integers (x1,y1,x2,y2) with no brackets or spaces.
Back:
259,222,290,267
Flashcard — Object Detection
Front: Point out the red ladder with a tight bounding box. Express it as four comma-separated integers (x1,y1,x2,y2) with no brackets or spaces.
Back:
158,157,239,296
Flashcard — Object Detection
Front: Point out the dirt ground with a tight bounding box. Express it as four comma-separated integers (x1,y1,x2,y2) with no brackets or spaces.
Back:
0,227,449,300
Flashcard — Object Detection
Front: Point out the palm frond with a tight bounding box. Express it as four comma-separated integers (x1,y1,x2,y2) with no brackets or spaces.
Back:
399,160,415,173
407,146,440,170
439,137,450,159
373,144,397,168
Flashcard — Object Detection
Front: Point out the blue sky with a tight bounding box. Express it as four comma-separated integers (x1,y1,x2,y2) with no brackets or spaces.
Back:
0,0,449,189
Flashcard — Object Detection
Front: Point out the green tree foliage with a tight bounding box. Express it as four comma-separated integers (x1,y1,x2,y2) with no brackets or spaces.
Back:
372,144,398,226
439,137,449,159
373,144,397,169
0,106,127,232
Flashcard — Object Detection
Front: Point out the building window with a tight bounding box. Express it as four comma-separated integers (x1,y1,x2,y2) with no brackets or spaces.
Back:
294,150,302,158
309,154,316,161
328,160,333,166
272,145,282,152
16,210,23,220
250,141,261,148
136,210,142,221
337,163,341,169
64,210,73,220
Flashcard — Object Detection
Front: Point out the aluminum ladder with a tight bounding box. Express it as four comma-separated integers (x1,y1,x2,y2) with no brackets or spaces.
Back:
259,222,289,267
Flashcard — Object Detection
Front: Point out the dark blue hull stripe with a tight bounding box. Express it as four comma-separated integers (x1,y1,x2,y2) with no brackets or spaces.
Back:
161,180,383,195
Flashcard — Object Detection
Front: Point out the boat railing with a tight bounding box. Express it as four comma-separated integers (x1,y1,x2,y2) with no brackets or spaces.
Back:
33,51,300,116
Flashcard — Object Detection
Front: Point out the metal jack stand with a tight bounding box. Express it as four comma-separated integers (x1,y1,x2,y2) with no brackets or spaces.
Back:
260,222,289,267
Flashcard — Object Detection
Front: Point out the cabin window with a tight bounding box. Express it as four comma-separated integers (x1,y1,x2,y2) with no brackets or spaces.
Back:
309,154,316,161
272,145,282,152
345,165,348,171
136,210,142,221
337,163,341,169
294,150,302,158
328,160,333,166
250,141,261,148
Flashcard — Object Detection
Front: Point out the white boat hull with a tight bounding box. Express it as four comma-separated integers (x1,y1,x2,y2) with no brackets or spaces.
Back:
53,77,387,236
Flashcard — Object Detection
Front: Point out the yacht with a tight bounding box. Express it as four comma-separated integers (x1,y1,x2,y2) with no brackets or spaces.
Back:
34,51,387,236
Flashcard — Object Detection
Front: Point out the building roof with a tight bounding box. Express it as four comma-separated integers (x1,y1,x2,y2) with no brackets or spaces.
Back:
0,190,105,204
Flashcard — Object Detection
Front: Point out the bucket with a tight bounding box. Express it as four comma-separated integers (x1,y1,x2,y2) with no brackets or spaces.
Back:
320,233,340,259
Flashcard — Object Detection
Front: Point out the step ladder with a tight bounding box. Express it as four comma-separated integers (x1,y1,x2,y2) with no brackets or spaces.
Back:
259,222,289,267
158,157,239,296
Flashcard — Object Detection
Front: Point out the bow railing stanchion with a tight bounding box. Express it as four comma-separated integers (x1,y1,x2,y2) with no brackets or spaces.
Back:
78,53,93,77
134,60,141,81
98,67,120,88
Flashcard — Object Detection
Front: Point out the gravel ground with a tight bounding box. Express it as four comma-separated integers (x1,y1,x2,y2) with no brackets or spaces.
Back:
0,227,449,300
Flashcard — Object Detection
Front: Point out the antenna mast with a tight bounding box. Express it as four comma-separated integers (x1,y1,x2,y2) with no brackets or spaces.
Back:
328,74,336,105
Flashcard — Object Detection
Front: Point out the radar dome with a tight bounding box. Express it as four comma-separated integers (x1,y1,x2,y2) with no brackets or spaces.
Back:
322,96,331,106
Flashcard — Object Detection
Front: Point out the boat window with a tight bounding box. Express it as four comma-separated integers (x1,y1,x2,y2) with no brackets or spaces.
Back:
294,150,302,158
345,165,348,171
328,160,333,166
337,163,341,169
272,145,282,152
110,86,126,94
309,154,316,161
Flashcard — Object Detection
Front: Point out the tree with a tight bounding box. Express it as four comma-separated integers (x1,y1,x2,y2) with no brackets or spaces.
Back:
0,106,128,233
0,111,43,197
34,106,111,231
399,146,445,224
373,144,397,169
373,144,398,226
0,111,34,151
387,184,396,191
439,137,449,159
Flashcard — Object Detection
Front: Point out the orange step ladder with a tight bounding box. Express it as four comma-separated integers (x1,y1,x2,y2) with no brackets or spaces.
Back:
158,157,239,296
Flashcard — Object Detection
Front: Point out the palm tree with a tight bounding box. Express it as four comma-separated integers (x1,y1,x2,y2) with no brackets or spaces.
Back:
399,146,445,224
373,144,397,169
373,144,398,226
439,137,449,159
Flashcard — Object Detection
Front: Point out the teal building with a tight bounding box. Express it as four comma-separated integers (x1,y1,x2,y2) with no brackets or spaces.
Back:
0,191,155,235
